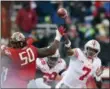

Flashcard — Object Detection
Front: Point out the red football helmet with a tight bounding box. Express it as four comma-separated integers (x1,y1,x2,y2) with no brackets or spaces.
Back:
9,32,26,48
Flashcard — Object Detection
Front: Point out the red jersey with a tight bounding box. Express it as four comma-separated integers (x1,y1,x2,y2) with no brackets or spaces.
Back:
2,45,38,88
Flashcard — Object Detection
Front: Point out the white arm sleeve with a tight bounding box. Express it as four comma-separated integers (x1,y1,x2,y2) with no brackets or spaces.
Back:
36,58,42,69
93,58,102,81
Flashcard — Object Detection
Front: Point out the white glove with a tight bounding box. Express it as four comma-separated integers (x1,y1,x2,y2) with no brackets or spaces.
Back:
55,29,62,41
65,40,71,48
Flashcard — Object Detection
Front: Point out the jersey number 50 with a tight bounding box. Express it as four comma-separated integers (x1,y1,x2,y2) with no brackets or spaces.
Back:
19,48,35,66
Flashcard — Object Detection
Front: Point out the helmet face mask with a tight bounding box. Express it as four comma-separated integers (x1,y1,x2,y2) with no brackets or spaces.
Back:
9,40,26,48
86,47,98,58
84,40,100,59
9,32,26,48
47,49,60,68
47,57,58,68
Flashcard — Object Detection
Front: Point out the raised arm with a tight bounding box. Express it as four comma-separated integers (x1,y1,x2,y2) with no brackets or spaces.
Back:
37,40,59,58
37,8,70,58
37,27,65,58
64,35,74,56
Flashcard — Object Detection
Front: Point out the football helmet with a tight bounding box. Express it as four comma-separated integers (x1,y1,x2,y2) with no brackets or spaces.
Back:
11,32,25,42
9,32,26,48
84,39,100,58
47,50,60,68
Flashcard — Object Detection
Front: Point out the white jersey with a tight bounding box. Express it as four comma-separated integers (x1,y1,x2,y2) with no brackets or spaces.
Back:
56,48,101,88
36,57,66,82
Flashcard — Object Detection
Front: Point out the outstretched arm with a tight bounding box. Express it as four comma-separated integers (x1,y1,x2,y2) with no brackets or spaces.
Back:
37,8,70,58
37,40,60,57
37,27,65,58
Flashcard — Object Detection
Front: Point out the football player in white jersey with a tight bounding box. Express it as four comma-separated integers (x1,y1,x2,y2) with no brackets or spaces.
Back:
56,39,103,88
35,50,66,88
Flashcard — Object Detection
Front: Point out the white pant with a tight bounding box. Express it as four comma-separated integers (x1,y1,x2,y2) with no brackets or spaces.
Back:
27,78,51,88
56,81,70,89
56,81,86,89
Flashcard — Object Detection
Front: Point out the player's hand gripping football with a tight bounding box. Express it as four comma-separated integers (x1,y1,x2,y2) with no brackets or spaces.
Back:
57,7,71,24
57,8,68,19
55,7,71,42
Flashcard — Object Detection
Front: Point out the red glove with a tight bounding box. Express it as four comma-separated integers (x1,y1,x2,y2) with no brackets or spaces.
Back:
58,26,66,36
55,25,67,41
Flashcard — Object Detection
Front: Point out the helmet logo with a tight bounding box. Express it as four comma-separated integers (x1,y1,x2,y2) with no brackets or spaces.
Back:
92,40,96,47
11,32,25,41
18,34,25,41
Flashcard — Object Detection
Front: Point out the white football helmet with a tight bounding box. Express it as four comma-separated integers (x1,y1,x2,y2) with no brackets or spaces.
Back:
84,39,101,56
47,50,60,68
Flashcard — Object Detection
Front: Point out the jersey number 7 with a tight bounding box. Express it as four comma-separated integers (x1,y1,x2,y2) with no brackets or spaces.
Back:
79,66,91,80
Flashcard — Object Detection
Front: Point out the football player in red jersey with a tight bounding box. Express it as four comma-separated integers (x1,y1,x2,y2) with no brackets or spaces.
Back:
1,26,66,88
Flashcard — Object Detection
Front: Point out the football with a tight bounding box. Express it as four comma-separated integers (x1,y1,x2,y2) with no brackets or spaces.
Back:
57,8,68,18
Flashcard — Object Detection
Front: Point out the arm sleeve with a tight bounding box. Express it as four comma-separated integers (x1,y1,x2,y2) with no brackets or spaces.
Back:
93,59,102,81
36,58,42,69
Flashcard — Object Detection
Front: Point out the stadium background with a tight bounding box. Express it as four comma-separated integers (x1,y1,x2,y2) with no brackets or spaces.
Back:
1,1,110,88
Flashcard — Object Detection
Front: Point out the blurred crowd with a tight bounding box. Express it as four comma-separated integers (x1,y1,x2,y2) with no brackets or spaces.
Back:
1,1,110,66
34,1,110,44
